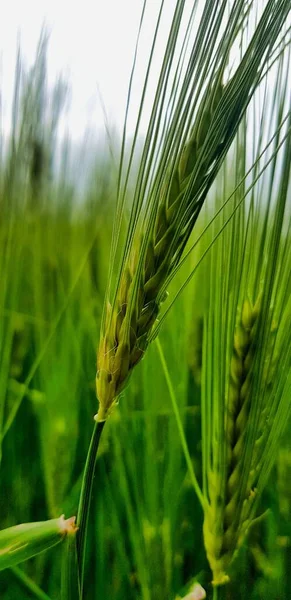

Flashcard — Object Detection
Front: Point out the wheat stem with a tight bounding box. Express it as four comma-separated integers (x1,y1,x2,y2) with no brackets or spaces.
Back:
76,420,105,598
212,586,225,600
11,567,52,600
156,337,204,509
212,588,218,600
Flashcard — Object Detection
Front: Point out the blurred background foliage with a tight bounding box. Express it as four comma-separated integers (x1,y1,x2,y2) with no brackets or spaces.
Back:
0,34,290,600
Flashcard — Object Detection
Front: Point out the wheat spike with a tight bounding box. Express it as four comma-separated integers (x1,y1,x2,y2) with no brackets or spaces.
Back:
96,84,226,421
96,0,290,421
203,298,260,585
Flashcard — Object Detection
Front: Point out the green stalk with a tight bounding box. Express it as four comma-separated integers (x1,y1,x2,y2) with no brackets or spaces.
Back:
61,530,80,600
213,586,226,600
76,420,105,598
11,566,52,600
156,337,204,509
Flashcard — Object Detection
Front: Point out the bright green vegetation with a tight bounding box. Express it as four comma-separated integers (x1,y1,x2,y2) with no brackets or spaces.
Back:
1,2,291,599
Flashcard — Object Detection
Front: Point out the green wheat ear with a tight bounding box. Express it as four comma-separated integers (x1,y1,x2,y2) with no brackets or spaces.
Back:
96,88,223,422
203,298,260,586
201,57,291,582
95,0,289,422
203,287,291,586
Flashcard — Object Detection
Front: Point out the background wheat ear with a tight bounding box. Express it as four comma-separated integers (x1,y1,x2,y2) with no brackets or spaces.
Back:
203,297,261,586
201,59,291,588
96,0,290,422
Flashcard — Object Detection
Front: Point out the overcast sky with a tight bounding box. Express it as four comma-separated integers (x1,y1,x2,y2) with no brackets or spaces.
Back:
0,0,177,141
1,1,289,148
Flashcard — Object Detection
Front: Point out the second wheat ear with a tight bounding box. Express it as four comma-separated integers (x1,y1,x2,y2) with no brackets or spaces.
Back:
204,298,261,586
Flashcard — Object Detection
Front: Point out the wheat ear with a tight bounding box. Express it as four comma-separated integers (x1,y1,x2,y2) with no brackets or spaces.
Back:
96,0,290,422
203,298,260,586
96,85,225,421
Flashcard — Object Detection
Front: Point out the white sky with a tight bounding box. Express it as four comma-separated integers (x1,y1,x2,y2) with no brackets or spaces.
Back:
1,1,289,149
0,0,176,142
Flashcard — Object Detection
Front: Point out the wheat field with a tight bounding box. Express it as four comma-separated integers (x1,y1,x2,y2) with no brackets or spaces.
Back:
0,2,291,599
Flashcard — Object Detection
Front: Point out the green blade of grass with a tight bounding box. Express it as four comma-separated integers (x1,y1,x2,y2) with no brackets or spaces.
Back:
156,337,204,510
